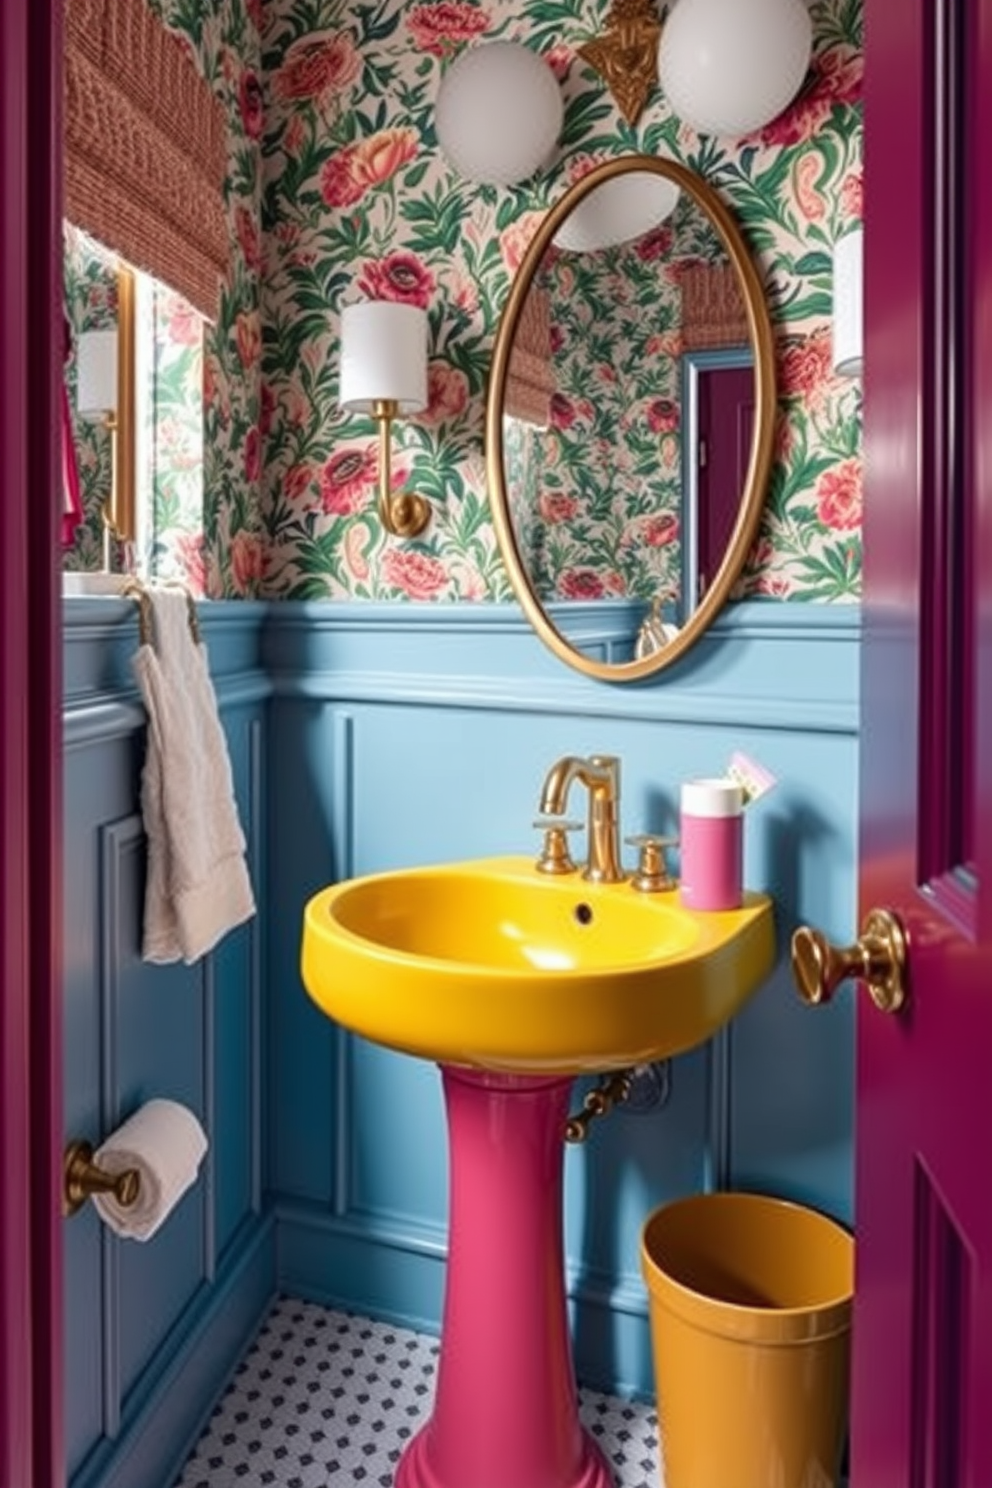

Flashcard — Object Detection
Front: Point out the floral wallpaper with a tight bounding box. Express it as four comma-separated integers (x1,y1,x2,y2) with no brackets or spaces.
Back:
62,226,119,571
258,0,863,602
62,0,266,596
504,195,731,610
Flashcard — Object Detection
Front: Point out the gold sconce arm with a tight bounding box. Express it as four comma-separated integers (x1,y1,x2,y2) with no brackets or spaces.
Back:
63,1139,141,1218
371,399,431,538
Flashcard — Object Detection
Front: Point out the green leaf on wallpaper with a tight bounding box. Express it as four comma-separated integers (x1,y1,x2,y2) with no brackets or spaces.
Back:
353,0,402,44
405,162,431,191
795,545,861,600
402,190,465,256
792,251,834,277
560,92,615,147
776,287,834,321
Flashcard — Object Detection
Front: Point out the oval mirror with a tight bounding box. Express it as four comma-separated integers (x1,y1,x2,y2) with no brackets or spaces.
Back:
486,155,776,681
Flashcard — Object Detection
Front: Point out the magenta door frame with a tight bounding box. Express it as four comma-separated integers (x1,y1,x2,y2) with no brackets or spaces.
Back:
0,0,64,1484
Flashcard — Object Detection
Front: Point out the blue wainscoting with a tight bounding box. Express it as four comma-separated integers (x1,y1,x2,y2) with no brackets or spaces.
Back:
265,599,860,1401
62,599,275,1488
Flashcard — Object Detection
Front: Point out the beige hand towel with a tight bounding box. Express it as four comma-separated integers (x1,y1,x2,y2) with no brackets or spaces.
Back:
133,588,256,963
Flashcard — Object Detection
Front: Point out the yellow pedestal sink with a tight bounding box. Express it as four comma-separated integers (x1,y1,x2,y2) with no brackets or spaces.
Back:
302,854,774,1075
300,854,774,1488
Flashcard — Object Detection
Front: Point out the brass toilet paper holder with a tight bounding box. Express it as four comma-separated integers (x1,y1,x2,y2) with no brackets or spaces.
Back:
63,1139,141,1218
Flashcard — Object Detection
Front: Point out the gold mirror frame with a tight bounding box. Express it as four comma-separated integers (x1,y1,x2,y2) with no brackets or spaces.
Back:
485,155,777,683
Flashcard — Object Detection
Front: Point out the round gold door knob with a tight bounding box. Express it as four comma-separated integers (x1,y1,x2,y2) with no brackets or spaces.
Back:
791,908,908,1014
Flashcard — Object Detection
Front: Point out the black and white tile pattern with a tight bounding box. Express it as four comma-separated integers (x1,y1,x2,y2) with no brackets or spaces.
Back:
176,1297,660,1488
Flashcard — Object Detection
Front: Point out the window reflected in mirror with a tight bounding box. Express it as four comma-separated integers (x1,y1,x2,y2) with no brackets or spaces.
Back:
62,224,206,592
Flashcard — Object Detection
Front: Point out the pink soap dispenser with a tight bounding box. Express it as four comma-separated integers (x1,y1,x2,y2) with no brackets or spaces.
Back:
679,778,745,911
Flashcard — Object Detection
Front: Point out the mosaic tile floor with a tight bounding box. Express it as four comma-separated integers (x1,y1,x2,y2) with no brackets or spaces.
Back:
176,1296,660,1488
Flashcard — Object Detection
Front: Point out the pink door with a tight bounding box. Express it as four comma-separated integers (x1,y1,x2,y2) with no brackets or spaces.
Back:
695,362,754,598
0,2,64,1485
854,0,992,1481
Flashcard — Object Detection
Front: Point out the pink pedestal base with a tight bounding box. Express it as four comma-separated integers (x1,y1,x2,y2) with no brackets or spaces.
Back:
395,1067,614,1488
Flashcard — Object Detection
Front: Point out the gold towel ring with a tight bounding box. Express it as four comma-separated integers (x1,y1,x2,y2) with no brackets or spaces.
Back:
122,577,200,648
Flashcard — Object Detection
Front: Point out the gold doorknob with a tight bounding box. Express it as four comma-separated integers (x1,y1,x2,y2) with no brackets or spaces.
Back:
791,908,908,1014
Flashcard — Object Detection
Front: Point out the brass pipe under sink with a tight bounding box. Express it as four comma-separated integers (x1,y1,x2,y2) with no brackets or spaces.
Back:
564,1070,632,1143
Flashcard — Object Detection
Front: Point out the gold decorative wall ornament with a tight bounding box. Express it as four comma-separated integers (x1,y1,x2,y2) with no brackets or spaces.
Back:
578,0,663,127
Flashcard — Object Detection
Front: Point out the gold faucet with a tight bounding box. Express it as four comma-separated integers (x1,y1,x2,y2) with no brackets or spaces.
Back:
539,754,625,883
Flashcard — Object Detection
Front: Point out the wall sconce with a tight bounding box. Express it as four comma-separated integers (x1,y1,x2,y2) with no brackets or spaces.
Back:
75,265,137,567
435,41,563,186
658,0,812,137
339,300,431,539
832,228,863,378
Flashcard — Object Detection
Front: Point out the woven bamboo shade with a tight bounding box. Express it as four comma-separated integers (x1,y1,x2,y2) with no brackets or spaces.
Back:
680,262,750,351
506,285,556,427
64,0,228,321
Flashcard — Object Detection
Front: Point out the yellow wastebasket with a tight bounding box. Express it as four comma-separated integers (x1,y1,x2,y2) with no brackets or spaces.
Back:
641,1192,854,1488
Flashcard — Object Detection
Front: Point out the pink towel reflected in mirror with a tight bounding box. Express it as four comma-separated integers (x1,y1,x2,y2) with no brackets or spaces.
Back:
62,312,83,547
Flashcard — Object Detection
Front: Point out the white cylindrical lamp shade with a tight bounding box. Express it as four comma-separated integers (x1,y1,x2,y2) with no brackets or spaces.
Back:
658,0,812,137
76,328,119,415
338,301,428,413
435,42,563,186
832,228,863,377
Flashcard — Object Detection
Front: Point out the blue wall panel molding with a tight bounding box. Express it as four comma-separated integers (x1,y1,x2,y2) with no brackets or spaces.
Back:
63,601,273,1488
266,598,861,1400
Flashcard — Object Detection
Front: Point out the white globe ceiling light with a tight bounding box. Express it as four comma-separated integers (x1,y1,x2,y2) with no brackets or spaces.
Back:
435,41,563,186
658,0,812,138
553,173,680,253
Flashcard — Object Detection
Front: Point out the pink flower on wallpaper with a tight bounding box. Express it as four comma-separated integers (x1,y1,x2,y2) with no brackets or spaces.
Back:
239,69,264,139
537,492,578,524
424,361,469,424
549,323,565,355
755,572,792,598
285,463,316,501
542,43,572,82
642,512,679,547
163,295,202,346
344,523,371,581
566,153,607,185
550,392,579,429
559,568,606,600
235,313,262,370
779,327,833,405
381,548,449,600
283,115,307,156
245,0,264,31
816,458,862,531
646,397,679,434
175,532,207,597
758,45,862,149
635,225,674,262
235,206,262,272
274,32,361,104
840,171,863,222
358,251,435,308
645,329,683,359
230,530,265,594
500,212,545,274
320,447,377,515
406,2,490,57
793,152,826,222
244,427,261,482
321,129,420,207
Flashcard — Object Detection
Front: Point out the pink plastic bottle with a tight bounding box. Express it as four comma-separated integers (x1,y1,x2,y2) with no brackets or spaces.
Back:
679,778,744,911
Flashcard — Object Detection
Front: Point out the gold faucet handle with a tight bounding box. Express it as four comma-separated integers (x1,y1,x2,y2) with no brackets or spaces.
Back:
625,833,678,892
533,816,583,875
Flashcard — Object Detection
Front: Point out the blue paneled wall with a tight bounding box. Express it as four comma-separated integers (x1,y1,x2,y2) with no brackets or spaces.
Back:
62,600,274,1488
63,596,858,1486
264,600,859,1399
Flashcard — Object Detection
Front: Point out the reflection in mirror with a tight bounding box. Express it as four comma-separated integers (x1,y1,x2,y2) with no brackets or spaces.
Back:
487,156,775,682
63,225,205,586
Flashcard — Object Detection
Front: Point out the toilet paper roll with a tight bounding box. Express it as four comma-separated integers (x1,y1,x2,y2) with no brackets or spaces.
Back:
92,1098,208,1241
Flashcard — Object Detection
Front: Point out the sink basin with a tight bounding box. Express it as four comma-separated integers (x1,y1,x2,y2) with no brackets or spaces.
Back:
301,855,774,1074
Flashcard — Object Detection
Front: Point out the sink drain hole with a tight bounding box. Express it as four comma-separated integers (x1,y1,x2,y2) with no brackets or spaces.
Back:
574,903,594,926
